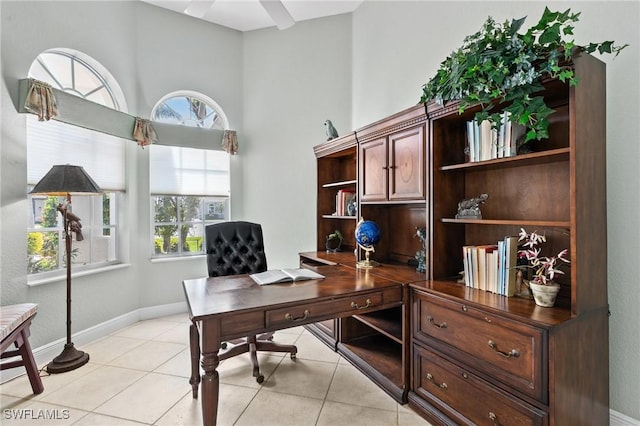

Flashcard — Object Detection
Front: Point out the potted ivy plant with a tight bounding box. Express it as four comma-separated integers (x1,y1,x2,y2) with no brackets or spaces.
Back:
517,228,570,307
420,7,627,144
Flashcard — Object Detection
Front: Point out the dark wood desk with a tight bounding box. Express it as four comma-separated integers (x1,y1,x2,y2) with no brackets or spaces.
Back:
183,264,403,426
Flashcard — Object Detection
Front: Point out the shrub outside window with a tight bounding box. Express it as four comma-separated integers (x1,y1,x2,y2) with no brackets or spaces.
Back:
28,192,119,275
152,196,229,256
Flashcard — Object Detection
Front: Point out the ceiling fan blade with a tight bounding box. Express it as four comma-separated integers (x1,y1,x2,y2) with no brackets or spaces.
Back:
184,0,216,18
259,0,295,30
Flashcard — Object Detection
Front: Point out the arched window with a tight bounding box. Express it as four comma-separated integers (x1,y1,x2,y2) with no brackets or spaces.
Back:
29,49,125,110
150,92,230,257
151,91,228,130
27,49,126,279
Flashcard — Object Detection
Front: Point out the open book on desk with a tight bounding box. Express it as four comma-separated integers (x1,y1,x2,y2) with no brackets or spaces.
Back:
250,268,325,285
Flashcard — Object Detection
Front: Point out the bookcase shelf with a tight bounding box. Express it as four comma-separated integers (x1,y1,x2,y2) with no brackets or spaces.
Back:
322,179,357,188
315,133,358,252
441,218,571,228
439,147,570,171
307,53,608,424
411,52,609,426
321,214,357,220
353,306,403,344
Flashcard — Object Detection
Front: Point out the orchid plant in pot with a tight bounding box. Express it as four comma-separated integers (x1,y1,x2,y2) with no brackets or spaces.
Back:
518,228,570,307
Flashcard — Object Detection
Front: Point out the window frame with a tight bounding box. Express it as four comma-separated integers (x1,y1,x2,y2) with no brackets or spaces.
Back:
26,49,127,280
150,92,231,259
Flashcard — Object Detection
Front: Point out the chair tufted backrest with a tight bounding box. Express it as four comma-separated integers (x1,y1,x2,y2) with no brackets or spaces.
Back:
205,221,268,277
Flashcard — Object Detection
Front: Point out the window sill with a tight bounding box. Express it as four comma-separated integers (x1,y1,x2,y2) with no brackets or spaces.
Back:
150,254,206,264
27,263,131,287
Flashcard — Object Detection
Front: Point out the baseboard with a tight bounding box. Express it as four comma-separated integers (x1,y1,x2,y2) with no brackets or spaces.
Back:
1,302,187,384
611,410,640,426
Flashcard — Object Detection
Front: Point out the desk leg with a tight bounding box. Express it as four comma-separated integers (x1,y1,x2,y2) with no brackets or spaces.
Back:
200,320,221,426
189,322,200,399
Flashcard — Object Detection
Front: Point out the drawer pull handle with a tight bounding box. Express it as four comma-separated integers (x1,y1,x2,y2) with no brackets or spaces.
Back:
488,340,520,358
489,412,501,425
425,373,447,390
426,315,447,329
285,310,310,322
351,299,372,310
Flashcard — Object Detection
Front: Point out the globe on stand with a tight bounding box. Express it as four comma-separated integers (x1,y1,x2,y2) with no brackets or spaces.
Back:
355,218,381,269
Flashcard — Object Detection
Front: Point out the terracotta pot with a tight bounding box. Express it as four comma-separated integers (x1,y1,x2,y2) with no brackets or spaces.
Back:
529,281,560,307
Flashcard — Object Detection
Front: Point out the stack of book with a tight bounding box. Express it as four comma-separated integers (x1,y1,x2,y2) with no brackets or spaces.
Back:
335,189,355,216
466,112,525,162
462,235,519,297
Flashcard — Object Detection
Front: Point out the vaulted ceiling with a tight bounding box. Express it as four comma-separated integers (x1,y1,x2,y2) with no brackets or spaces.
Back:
140,0,364,32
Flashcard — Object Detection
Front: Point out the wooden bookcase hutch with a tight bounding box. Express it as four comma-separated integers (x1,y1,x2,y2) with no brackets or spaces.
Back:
301,51,609,425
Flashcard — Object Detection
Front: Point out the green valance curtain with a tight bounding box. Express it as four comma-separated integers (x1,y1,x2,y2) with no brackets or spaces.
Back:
18,78,238,153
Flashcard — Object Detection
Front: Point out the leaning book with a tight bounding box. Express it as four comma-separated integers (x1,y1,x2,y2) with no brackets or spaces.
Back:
250,268,325,285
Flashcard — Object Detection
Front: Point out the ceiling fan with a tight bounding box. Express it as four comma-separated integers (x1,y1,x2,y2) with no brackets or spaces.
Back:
184,0,295,30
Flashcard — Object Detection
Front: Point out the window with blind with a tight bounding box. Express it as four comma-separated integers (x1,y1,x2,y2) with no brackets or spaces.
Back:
149,145,230,257
27,49,126,278
150,91,231,258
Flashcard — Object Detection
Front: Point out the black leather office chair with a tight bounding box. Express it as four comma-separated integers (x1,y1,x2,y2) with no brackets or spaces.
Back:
189,221,297,388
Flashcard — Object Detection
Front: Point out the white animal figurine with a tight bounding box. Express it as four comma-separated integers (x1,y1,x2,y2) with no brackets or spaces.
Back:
324,120,339,141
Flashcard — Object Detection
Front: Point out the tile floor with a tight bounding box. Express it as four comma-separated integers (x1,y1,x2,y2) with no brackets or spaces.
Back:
1,314,431,425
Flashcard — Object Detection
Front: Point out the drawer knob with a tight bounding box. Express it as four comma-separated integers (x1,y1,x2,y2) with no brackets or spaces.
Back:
425,373,447,390
426,315,447,329
488,340,520,358
489,411,501,425
351,299,372,310
285,310,310,322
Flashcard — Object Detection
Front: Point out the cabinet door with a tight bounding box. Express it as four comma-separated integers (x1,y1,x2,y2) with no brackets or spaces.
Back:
359,137,388,202
389,125,425,200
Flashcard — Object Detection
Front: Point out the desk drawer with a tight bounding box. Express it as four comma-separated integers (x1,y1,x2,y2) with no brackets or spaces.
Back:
413,291,545,401
413,344,547,426
267,291,388,328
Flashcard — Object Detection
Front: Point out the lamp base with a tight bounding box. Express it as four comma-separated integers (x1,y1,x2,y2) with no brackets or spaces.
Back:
46,343,89,374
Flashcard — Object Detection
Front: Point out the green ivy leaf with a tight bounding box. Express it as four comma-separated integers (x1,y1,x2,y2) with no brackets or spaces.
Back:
419,7,627,145
510,16,527,34
539,22,562,45
598,41,614,54
525,129,538,142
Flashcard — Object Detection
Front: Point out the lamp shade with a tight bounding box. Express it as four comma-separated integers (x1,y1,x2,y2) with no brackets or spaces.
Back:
30,164,102,196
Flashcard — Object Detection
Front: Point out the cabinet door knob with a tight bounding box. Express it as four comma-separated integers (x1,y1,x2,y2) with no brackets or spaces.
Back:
489,412,501,425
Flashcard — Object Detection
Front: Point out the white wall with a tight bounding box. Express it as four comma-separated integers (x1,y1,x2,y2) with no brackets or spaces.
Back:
1,0,637,421
242,13,352,268
0,1,351,345
0,1,243,344
351,1,640,421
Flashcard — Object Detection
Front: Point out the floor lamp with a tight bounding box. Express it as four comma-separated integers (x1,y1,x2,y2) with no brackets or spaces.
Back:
30,164,102,373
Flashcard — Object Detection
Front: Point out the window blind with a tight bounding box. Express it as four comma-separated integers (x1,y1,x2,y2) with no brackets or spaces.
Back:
150,145,230,196
27,116,126,191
